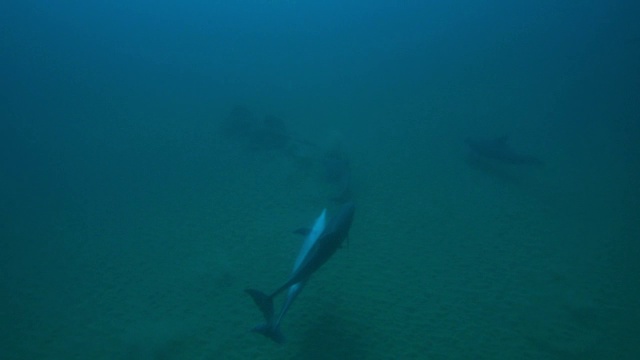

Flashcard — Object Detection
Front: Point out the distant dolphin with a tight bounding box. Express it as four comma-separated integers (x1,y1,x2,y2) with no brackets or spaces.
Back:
245,202,356,344
322,156,352,202
465,136,543,165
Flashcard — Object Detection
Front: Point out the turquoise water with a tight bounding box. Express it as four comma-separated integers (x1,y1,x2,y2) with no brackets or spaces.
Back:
2,1,639,359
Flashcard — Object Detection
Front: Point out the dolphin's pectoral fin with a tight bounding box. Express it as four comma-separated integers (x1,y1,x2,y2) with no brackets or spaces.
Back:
245,289,274,323
293,227,311,236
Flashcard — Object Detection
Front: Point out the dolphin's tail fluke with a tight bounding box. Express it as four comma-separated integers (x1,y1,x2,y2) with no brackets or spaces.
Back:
245,288,286,344
245,289,274,321
251,323,285,344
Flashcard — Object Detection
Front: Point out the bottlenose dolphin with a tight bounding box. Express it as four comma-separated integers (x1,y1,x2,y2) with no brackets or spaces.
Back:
322,156,352,202
465,136,543,165
245,202,356,343
321,137,352,202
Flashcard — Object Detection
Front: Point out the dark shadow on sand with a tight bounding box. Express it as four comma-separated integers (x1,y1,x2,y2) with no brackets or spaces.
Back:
295,312,368,360
464,154,524,185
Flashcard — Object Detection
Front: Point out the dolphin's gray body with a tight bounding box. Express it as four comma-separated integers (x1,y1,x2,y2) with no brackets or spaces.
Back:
465,136,543,165
245,202,355,343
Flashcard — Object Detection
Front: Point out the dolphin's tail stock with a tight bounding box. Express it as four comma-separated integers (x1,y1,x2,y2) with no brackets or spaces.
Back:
244,289,285,344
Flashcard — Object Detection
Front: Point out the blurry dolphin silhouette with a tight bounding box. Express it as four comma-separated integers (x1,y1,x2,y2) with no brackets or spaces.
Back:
322,156,352,202
465,136,543,165
245,202,355,344
321,136,352,202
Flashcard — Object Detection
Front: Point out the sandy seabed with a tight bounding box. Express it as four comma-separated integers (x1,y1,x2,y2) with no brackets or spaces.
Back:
2,137,639,360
